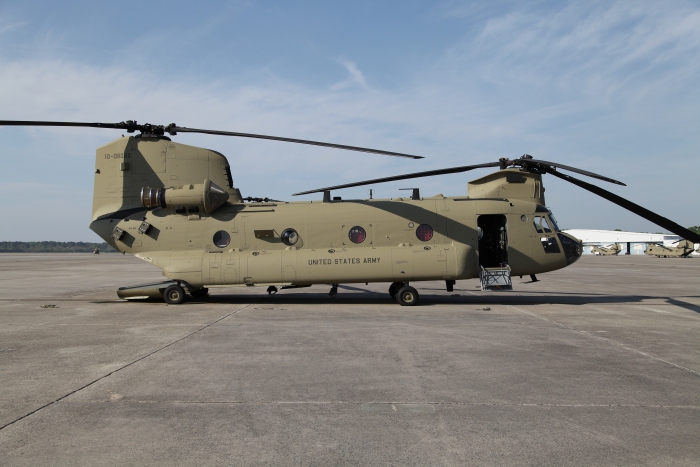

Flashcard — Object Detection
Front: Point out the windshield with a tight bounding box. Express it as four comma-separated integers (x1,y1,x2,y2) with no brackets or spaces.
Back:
548,213,561,232
533,215,560,234
533,216,552,233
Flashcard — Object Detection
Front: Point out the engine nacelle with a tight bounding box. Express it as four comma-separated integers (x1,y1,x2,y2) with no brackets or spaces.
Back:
141,179,229,214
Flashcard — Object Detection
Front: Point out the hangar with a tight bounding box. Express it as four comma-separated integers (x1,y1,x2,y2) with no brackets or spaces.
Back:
562,229,698,256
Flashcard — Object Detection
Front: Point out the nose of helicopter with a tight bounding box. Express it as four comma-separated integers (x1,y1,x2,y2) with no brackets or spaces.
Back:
558,232,583,265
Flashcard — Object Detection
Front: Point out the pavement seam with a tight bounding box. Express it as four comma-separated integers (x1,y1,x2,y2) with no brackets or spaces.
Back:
472,291,700,378
0,302,254,433
69,400,700,409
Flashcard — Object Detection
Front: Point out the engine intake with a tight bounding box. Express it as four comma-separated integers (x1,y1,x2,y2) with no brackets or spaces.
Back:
140,179,229,214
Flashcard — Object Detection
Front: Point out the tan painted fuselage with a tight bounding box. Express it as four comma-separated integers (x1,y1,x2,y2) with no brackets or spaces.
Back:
592,243,621,256
89,137,580,289
644,240,695,258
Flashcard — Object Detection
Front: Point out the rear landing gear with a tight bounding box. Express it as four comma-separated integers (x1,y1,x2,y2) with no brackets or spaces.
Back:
396,285,419,306
163,284,185,304
389,282,405,299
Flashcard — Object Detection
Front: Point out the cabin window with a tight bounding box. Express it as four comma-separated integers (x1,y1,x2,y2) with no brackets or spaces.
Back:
415,224,433,242
348,226,366,244
281,228,299,246
213,230,231,248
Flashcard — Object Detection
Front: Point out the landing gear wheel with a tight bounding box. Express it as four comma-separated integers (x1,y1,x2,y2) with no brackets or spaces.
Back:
396,285,419,306
190,287,209,299
163,284,185,304
389,282,405,299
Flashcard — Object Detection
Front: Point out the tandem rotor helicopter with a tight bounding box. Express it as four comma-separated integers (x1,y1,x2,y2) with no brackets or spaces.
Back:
3,120,699,306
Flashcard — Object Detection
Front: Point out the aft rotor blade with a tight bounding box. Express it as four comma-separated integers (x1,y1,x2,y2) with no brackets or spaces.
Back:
172,126,423,159
0,120,124,130
545,168,700,244
293,161,502,196
0,120,423,159
526,158,626,186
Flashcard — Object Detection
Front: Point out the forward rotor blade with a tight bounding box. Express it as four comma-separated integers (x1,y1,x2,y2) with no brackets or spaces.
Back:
293,161,502,196
545,168,700,244
171,126,423,159
525,158,626,186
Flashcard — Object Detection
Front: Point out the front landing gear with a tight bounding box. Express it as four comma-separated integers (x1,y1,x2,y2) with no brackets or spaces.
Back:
396,285,419,306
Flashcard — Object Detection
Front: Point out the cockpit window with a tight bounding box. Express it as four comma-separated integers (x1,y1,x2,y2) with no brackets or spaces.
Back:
533,216,552,233
541,236,561,253
548,214,561,232
533,215,559,233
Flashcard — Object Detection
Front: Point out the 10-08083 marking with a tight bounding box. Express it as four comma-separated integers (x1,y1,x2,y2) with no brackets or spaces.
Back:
104,152,131,159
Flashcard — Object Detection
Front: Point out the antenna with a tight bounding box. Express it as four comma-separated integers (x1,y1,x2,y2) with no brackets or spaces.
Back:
400,188,420,200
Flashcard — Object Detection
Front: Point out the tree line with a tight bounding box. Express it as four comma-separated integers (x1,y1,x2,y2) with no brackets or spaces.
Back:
0,241,118,253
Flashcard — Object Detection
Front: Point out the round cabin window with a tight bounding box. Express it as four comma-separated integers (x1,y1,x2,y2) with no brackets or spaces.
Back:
348,226,366,244
281,228,299,246
213,230,231,248
415,224,434,242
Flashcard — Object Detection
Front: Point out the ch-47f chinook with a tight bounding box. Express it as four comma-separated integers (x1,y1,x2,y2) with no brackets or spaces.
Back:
592,243,622,256
3,120,700,306
645,239,696,258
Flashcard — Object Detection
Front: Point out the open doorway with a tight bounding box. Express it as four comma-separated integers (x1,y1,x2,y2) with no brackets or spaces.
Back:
478,214,508,267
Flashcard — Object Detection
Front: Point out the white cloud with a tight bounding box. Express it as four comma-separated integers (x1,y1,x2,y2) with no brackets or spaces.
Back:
0,21,28,35
330,57,371,91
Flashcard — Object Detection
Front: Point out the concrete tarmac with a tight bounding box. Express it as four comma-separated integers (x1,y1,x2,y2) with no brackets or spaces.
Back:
0,253,699,466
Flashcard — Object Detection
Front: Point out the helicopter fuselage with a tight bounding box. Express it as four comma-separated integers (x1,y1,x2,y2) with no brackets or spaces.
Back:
86,135,581,298
91,196,581,288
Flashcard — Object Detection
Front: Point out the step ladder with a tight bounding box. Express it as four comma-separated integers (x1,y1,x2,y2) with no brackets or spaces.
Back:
479,265,513,291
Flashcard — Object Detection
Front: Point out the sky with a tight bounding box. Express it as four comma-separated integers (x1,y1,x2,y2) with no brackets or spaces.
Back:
1,0,699,241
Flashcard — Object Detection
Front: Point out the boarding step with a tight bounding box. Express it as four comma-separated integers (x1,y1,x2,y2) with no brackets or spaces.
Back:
479,266,513,291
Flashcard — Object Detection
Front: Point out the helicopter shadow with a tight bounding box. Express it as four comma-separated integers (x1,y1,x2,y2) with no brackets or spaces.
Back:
157,291,700,312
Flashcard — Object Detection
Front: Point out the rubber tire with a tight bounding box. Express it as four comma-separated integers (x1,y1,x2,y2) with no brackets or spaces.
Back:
396,285,419,306
190,288,209,299
163,284,186,304
389,282,405,299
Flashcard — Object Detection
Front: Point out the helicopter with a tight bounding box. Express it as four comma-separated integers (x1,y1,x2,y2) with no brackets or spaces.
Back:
644,239,696,258
3,119,699,306
591,243,622,256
